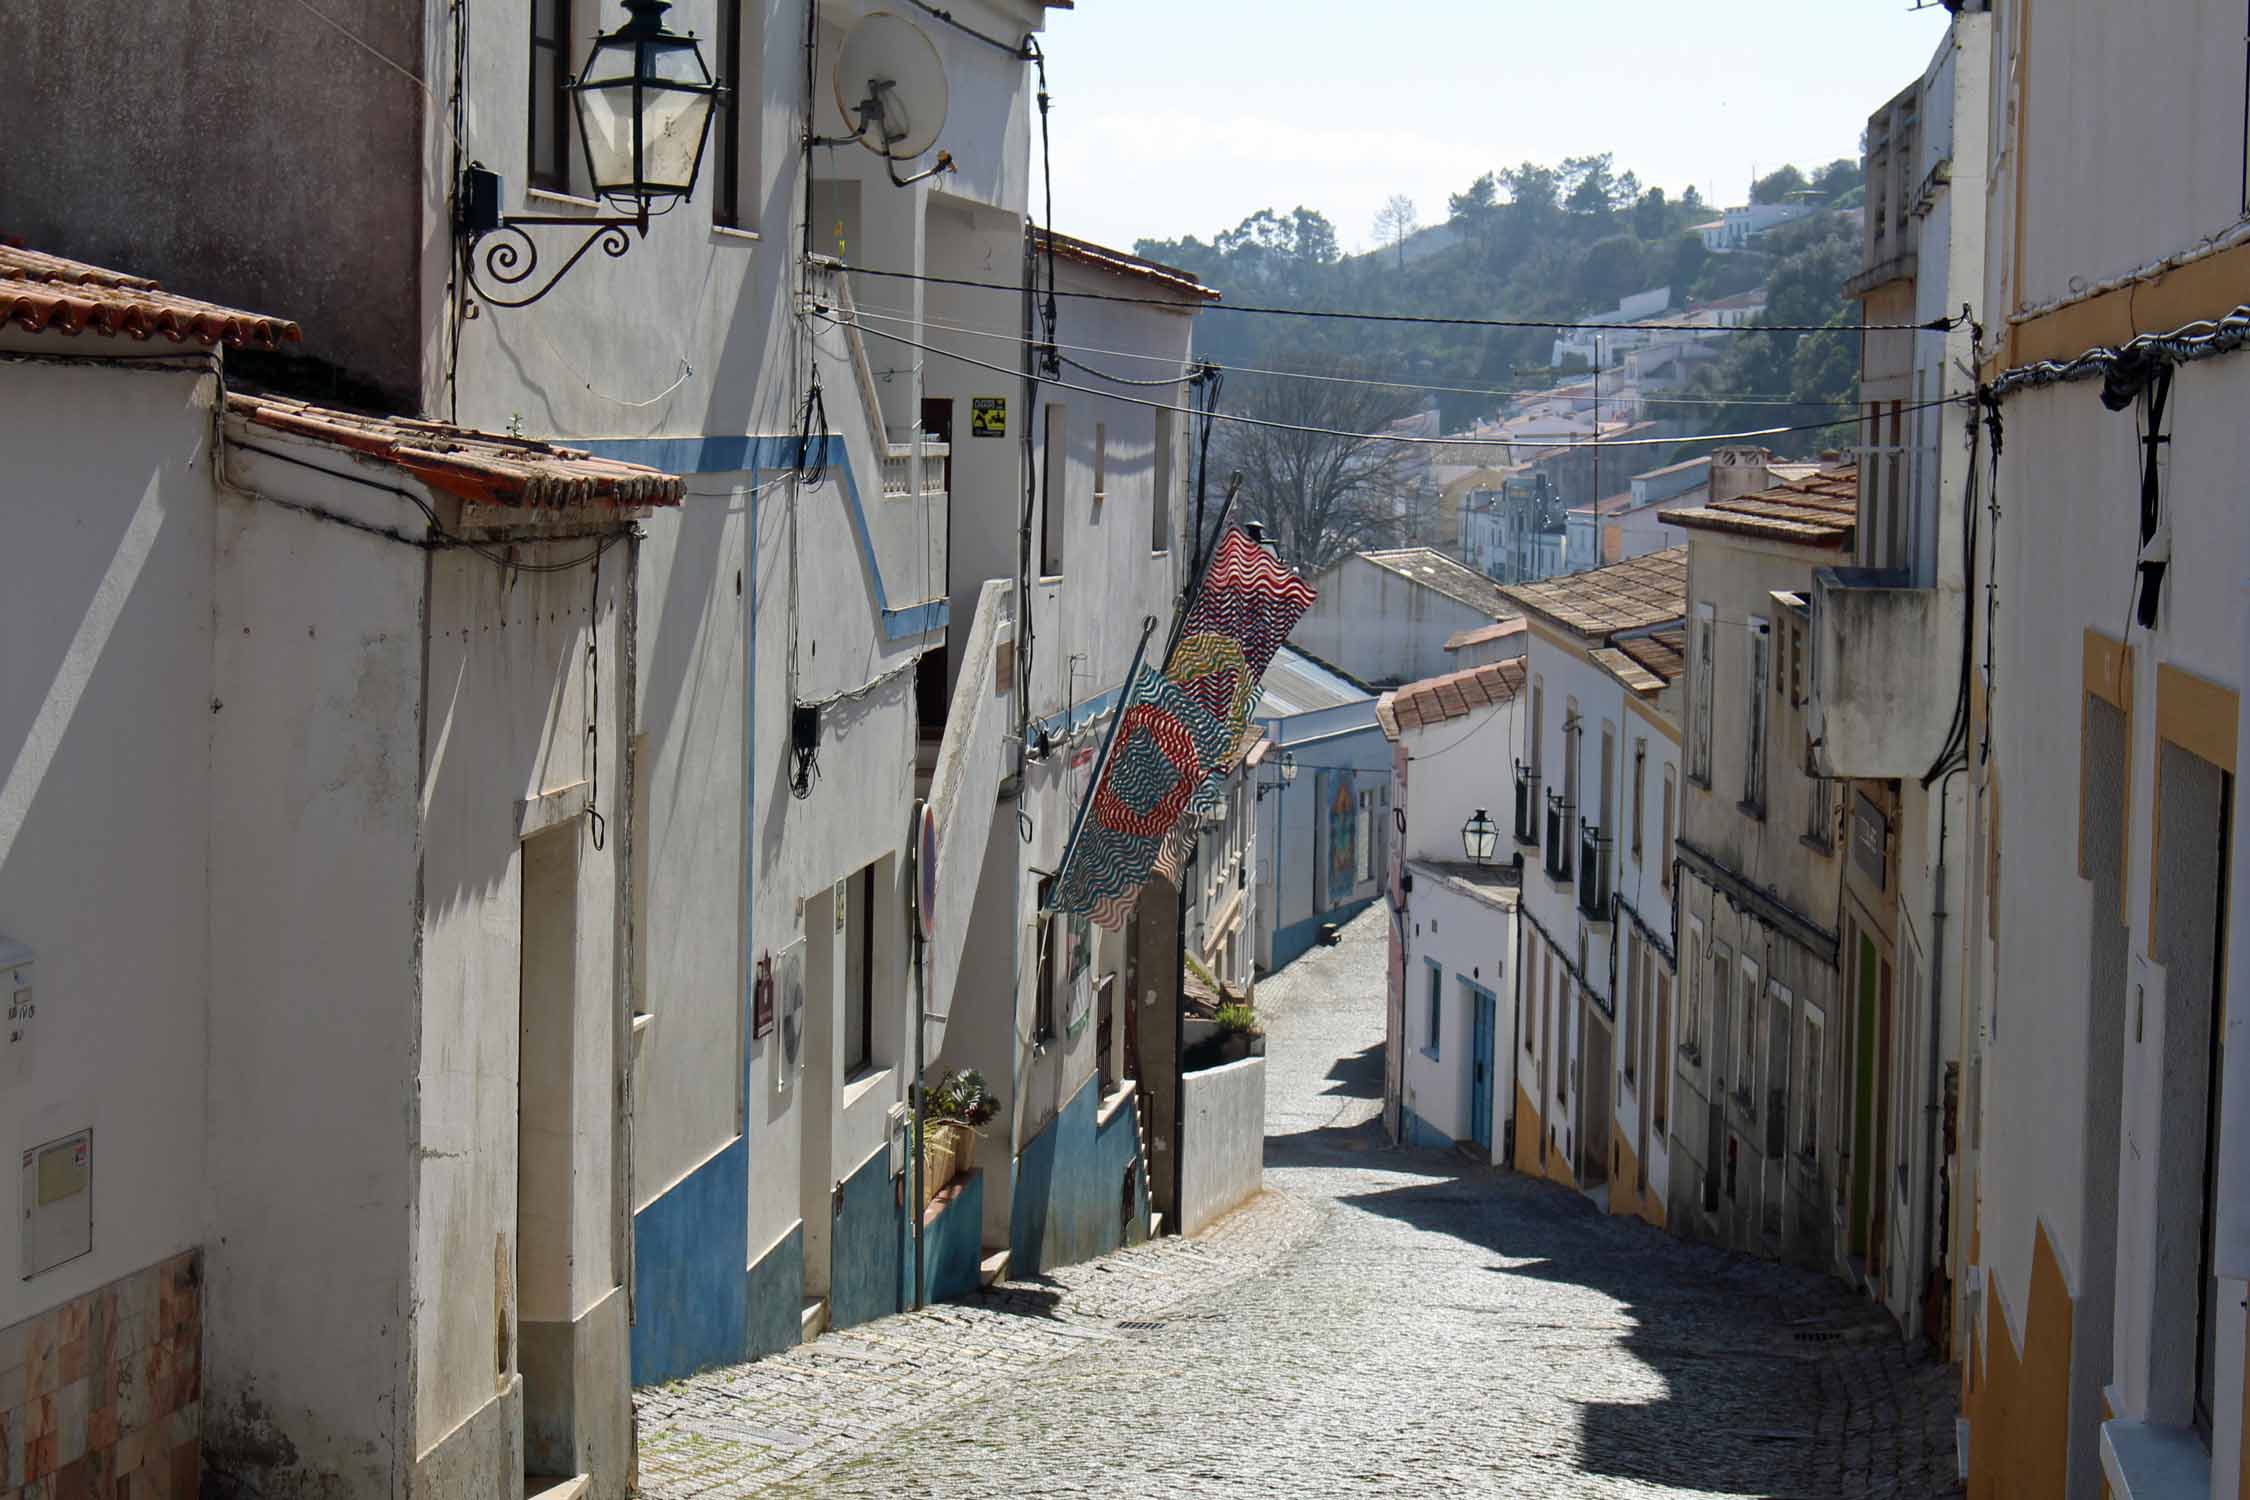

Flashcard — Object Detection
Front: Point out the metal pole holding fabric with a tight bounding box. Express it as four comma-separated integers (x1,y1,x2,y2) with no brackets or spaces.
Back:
1040,613,1159,914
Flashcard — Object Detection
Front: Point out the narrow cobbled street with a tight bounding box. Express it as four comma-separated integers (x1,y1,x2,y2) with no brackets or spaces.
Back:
635,909,1964,1498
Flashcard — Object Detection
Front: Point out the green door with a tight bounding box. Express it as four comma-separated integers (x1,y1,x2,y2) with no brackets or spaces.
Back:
1850,934,1877,1258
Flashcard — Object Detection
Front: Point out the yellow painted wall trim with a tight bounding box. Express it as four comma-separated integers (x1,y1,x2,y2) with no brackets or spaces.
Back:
2007,237,2250,372
2082,631,2135,926
1624,690,1682,746
2156,661,2237,775
2148,661,2240,945
1523,615,1596,660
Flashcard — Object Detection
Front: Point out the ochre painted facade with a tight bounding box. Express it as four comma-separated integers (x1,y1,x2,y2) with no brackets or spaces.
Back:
1608,1135,1666,1230
1965,1222,2074,1500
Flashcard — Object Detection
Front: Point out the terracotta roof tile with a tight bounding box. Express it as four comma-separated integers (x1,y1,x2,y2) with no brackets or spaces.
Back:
226,393,683,510
1496,547,1688,640
1033,229,1219,302
1376,658,1527,740
1659,465,1858,547
0,246,300,349
1442,616,1526,652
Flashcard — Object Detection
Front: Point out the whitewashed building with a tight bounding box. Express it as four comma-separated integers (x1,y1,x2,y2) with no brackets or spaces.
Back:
1376,661,1526,1160
1948,2,2250,1493
1496,548,1686,1206
0,251,679,1500
1251,648,1389,973
1295,548,1516,686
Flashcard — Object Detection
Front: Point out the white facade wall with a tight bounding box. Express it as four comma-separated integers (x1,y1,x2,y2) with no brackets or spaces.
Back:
0,361,217,1326
1253,705,1390,972
1293,556,1493,686
1177,1056,1266,1235
1397,868,1517,1160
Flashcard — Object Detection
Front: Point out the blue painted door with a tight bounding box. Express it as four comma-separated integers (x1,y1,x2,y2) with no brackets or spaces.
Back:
1469,984,1496,1152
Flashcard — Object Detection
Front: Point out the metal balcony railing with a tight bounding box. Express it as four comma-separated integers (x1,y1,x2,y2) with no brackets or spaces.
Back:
1514,763,1540,846
1543,795,1573,884
1577,824,1611,921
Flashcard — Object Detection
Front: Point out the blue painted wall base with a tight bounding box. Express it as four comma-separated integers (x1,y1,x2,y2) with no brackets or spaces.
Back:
829,1144,911,1332
919,1170,986,1305
1402,1106,1456,1151
1010,1077,1149,1279
630,1139,749,1386
743,1222,805,1361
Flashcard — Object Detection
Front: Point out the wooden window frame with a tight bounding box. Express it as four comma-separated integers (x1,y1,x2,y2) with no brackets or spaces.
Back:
529,0,574,195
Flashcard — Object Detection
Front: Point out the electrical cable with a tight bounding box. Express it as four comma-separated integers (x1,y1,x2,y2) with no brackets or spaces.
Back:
900,0,1035,58
844,299,1867,406
1987,301,2250,396
814,309,1970,453
838,261,1968,336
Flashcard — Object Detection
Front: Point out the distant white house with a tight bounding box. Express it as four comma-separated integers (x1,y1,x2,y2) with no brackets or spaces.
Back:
1294,548,1517,686
1695,200,1817,252
1250,649,1389,973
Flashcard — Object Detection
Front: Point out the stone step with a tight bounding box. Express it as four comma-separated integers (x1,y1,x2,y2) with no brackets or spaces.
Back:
1149,1211,1165,1238
978,1248,1010,1287
525,1476,590,1500
799,1297,828,1343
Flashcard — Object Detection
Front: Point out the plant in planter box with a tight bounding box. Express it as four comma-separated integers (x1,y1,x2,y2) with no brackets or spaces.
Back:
919,1069,999,1208
1212,1002,1263,1038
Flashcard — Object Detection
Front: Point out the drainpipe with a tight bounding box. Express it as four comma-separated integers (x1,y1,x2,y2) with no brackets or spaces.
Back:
1920,767,1964,1338
911,847,927,1311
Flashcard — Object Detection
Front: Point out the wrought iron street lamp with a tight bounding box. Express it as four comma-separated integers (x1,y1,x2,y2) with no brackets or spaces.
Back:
1255,751,1298,803
1461,808,1499,865
458,0,724,309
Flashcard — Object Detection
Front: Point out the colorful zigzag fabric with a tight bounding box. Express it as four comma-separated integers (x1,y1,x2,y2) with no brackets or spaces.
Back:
1055,529,1315,927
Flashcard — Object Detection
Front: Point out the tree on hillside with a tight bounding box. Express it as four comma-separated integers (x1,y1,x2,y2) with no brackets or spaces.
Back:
1633,186,1673,243
1562,153,1619,219
1449,173,1498,223
1674,214,1863,457
1577,234,1649,309
1213,356,1428,573
1753,164,1810,204
1372,195,1418,270
1812,157,1863,201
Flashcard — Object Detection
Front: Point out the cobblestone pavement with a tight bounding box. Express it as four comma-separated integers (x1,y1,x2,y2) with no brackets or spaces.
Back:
635,908,1965,1498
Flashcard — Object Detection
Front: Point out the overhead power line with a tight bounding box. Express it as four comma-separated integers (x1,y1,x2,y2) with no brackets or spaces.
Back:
847,299,1869,408
841,262,1966,336
811,310,1958,452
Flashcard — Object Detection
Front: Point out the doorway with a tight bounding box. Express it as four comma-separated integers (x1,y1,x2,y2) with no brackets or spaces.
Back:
915,397,955,737
1467,982,1496,1154
519,824,580,1483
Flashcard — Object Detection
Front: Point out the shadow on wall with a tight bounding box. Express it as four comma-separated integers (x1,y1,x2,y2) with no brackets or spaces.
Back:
1336,1161,1909,1496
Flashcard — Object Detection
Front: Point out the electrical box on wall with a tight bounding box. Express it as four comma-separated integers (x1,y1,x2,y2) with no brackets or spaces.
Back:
22,1128,92,1280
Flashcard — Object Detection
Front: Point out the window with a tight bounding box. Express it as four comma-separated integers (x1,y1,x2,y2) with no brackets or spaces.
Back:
1040,404,1067,577
1806,744,1834,848
1743,617,1770,813
1690,605,1715,784
1680,925,1702,1063
1652,969,1672,1129
1554,962,1568,1107
844,863,876,1075
1151,411,1173,553
1034,874,1058,1041
1630,738,1647,859
529,0,574,193
1426,962,1442,1054
710,1,757,228
1527,946,1540,1053
1620,932,1638,1084
1764,980,1793,1153
1798,1002,1825,1157
1790,621,1805,706
1735,957,1759,1109
1530,676,1545,776
1707,941,1732,1075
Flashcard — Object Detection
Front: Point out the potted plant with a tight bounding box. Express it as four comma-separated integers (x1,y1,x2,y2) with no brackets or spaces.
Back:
920,1069,999,1207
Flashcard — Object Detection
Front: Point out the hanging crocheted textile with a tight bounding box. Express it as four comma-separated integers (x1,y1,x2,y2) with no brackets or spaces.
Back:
1054,528,1315,927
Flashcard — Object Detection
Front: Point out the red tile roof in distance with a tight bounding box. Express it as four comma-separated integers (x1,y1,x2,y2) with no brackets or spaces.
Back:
1497,547,1688,640
0,246,300,349
1376,658,1527,740
228,393,683,510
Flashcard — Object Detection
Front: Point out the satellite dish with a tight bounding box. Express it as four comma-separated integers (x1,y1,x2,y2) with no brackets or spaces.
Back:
832,13,949,161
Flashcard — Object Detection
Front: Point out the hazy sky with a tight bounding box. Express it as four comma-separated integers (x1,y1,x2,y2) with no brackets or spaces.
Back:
1028,1,1951,254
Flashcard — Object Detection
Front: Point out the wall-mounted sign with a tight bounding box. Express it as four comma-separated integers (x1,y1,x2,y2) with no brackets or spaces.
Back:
753,952,775,1039
1852,790,1888,891
773,941,805,1095
971,396,1008,438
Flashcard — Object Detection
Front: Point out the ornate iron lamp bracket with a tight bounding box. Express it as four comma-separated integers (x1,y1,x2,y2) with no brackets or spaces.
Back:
457,164,646,311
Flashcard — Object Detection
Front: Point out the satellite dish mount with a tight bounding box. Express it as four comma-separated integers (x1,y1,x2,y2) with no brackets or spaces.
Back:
816,13,957,188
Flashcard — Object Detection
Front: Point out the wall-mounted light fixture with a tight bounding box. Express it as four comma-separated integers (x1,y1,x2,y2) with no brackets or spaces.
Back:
1461,808,1498,865
457,0,724,309
1255,750,1298,802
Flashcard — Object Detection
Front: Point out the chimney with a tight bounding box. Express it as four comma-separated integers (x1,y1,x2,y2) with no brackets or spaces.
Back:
1709,445,1773,505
